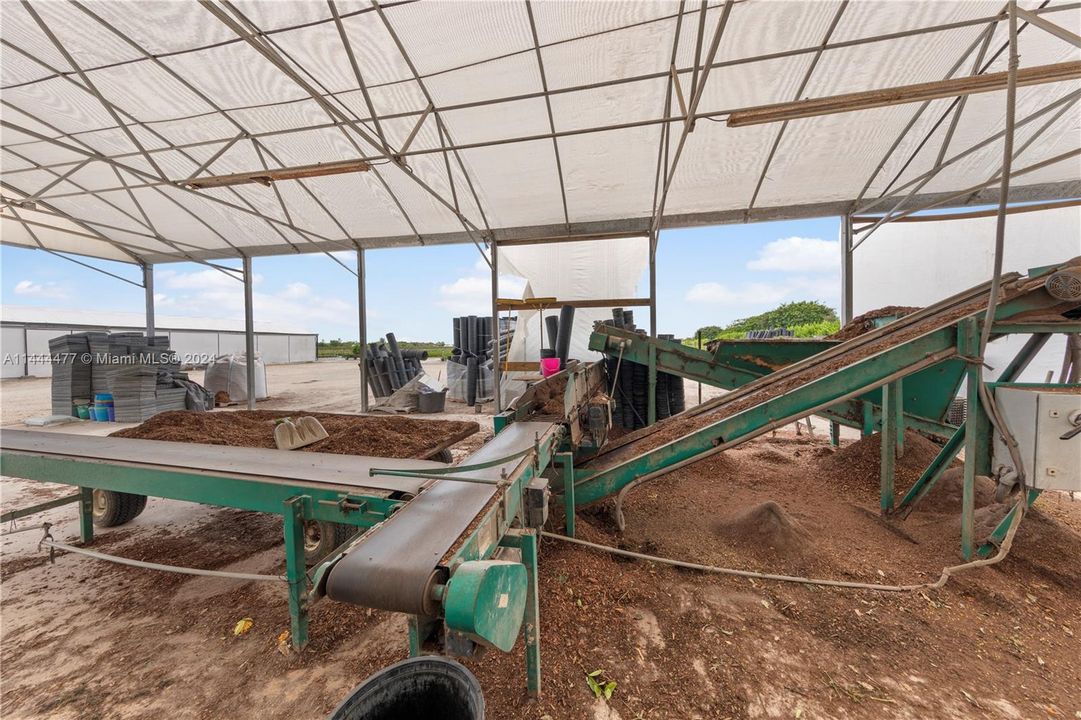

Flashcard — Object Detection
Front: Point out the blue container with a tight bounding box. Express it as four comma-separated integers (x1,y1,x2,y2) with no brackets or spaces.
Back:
94,406,110,422
106,406,115,422
87,404,96,422
94,393,114,407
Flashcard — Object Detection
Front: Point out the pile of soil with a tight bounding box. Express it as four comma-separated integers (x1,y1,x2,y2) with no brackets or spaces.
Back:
920,466,997,513
110,410,478,460
828,306,922,341
818,430,955,500
713,500,811,554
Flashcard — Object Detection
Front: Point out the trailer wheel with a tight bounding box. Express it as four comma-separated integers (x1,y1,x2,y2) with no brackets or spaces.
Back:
92,490,148,527
304,520,354,565
432,448,453,464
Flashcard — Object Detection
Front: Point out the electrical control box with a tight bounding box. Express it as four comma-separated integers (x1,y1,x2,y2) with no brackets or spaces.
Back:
992,385,1081,492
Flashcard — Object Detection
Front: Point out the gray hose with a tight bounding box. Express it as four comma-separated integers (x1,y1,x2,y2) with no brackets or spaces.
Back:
40,539,285,582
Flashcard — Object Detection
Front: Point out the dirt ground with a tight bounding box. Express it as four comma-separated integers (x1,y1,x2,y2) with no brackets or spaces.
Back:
2,422,1079,720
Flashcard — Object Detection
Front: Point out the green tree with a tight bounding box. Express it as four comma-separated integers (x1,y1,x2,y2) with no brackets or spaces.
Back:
727,301,838,332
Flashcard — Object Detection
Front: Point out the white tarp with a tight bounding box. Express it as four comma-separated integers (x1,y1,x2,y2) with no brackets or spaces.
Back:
1,1,1078,264
499,236,648,404
853,204,1081,383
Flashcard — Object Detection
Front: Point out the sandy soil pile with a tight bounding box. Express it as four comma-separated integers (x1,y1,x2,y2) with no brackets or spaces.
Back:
110,410,478,459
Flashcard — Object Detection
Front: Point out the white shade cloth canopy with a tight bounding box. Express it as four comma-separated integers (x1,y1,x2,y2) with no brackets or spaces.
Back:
1,0,1079,265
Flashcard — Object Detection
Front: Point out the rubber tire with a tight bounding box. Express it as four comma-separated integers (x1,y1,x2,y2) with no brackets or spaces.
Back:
432,448,453,463
304,520,355,566
92,490,148,527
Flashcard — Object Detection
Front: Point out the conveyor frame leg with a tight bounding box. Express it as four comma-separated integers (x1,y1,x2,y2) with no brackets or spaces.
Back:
283,496,310,650
521,529,541,697
829,420,840,447
78,486,94,544
559,452,576,538
647,345,657,426
880,382,900,514
957,317,991,560
861,401,875,437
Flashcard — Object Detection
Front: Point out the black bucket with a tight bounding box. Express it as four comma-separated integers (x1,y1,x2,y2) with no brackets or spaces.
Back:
329,656,484,720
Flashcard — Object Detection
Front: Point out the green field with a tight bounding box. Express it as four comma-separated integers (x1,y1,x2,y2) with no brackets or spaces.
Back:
317,339,452,360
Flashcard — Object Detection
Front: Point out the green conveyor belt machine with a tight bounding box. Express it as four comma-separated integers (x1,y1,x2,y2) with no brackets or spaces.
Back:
2,259,1078,700
578,258,1081,559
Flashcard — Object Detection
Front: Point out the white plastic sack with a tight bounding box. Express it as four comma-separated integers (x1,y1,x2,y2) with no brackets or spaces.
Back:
203,353,268,402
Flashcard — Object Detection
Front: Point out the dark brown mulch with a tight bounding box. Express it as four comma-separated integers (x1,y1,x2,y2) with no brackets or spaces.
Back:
110,410,478,459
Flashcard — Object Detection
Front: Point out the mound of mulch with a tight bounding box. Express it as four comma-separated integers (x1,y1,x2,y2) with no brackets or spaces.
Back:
917,467,997,514
110,410,478,460
817,430,956,500
828,305,922,341
713,500,811,554
749,448,795,465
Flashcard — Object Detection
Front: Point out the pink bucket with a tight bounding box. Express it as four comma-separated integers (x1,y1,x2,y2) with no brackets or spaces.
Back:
540,358,561,377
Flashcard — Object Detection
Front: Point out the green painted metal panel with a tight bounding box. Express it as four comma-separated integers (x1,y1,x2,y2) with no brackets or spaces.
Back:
444,560,527,652
590,327,962,438
575,328,959,505
0,452,401,527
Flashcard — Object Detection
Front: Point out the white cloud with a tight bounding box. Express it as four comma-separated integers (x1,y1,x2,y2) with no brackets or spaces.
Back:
280,282,311,300
159,268,252,290
151,269,353,333
685,275,839,309
685,282,789,306
14,279,67,299
438,274,527,315
747,236,838,273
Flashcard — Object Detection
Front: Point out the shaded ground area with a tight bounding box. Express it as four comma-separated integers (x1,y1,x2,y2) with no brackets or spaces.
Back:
2,429,1079,719
110,410,478,460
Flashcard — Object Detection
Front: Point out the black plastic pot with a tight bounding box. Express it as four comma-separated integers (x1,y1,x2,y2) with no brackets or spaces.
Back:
328,656,484,720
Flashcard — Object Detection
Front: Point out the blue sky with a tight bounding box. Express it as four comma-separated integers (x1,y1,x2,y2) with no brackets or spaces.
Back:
1,215,841,343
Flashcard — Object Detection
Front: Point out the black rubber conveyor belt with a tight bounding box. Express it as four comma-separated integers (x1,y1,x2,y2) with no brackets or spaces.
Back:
325,421,553,616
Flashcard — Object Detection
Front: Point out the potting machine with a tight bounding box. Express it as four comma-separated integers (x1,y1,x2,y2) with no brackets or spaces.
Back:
574,259,1081,560
1,259,1078,697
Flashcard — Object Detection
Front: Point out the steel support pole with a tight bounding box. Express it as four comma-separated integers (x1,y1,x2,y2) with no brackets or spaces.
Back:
356,244,368,413
648,234,658,425
491,242,502,412
142,263,154,339
841,214,854,324
242,256,256,411
649,233,658,338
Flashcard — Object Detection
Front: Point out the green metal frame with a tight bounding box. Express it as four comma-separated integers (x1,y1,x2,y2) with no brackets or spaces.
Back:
588,326,965,441
575,327,961,504
580,285,1079,558
0,451,408,649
